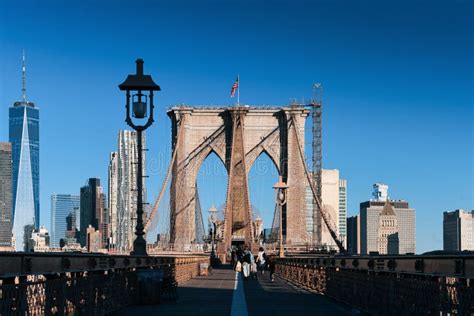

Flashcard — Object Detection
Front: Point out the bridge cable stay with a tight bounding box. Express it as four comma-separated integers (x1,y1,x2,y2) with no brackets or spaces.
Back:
194,181,206,243
144,115,187,232
270,203,280,243
166,125,227,248
246,130,281,243
290,114,346,253
145,119,225,237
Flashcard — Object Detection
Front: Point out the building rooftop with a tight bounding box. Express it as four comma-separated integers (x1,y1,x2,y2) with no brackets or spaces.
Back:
0,143,12,151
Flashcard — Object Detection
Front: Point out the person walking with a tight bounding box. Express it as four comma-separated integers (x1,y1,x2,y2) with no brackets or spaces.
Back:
267,255,276,282
256,247,267,275
234,245,243,271
242,246,251,280
231,248,236,267
250,250,257,279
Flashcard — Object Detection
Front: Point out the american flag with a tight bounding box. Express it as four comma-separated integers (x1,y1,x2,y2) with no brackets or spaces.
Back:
230,77,239,97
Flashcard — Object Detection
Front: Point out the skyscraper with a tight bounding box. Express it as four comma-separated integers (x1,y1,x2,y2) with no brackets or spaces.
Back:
360,184,415,254
108,152,118,248
50,194,80,248
0,143,13,247
63,210,79,246
376,199,399,254
9,51,40,251
115,130,146,252
79,178,107,248
320,169,340,250
338,179,347,248
443,209,474,251
305,170,347,249
346,215,360,255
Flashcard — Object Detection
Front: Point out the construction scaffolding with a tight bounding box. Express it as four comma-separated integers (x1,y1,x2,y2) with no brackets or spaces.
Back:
311,83,323,247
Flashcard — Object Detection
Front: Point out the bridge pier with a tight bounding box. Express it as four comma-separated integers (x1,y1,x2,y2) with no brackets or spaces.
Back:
168,106,310,254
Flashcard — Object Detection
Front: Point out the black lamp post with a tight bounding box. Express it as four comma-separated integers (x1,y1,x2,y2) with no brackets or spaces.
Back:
273,176,288,258
211,222,217,257
119,59,160,256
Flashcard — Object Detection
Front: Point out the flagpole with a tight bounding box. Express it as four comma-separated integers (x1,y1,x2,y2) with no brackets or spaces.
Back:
237,74,240,106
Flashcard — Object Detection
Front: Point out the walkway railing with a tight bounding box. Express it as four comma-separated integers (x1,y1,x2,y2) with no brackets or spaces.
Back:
0,252,209,315
276,254,473,315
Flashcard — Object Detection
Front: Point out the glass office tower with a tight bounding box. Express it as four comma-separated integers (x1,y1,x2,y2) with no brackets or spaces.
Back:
51,194,80,248
9,53,40,251
9,102,39,251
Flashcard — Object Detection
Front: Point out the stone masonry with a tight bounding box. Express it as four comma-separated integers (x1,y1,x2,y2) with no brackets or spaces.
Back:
168,106,309,254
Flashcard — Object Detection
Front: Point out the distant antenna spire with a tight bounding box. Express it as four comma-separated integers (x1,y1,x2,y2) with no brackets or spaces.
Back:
21,49,27,103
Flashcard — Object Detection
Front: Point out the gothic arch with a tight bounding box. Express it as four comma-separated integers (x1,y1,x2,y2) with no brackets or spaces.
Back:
246,147,280,175
192,147,227,180
168,106,309,254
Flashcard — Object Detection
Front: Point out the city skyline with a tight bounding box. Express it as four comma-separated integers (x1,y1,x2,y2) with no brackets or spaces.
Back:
0,1,472,253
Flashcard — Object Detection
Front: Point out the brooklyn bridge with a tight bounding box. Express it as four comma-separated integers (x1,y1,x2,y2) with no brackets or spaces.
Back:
0,62,472,315
0,103,472,315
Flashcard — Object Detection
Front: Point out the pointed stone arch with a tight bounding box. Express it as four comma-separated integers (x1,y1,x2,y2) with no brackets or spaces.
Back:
168,106,309,254
246,146,281,176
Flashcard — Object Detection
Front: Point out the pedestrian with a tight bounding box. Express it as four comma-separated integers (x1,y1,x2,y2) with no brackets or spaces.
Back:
236,245,244,262
267,255,276,282
250,250,257,279
256,247,267,275
231,248,236,267
234,245,243,271
242,246,251,280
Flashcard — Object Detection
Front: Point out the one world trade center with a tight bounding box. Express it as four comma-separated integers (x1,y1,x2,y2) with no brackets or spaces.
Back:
9,51,39,251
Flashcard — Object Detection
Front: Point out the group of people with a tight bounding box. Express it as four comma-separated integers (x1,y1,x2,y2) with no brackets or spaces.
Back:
231,246,275,282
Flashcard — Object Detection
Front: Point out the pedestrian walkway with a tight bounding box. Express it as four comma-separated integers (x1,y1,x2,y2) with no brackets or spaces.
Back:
244,271,349,315
115,265,350,315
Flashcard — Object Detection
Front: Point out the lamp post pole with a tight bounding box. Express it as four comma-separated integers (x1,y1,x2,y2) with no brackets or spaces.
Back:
273,176,289,258
133,128,146,255
119,59,160,256
212,223,216,255
279,202,284,258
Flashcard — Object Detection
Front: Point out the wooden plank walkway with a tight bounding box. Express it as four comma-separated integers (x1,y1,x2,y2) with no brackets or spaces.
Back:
115,266,351,315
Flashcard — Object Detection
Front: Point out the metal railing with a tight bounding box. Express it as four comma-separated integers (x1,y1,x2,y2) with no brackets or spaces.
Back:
0,252,208,315
276,254,473,315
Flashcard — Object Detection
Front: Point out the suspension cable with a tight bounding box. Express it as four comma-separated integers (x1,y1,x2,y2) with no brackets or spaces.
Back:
144,115,186,232
290,114,345,252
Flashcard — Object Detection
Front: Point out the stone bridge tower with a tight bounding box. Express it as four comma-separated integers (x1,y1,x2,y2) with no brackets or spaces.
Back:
167,106,309,254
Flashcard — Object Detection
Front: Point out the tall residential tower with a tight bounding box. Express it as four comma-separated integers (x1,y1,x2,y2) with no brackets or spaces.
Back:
108,152,119,248
114,130,146,252
9,51,40,251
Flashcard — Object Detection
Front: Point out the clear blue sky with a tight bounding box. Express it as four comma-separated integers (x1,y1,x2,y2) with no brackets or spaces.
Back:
0,0,472,253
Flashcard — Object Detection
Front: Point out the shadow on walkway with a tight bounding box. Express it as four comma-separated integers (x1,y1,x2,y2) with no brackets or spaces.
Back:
114,265,235,315
114,265,350,315
243,271,351,315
